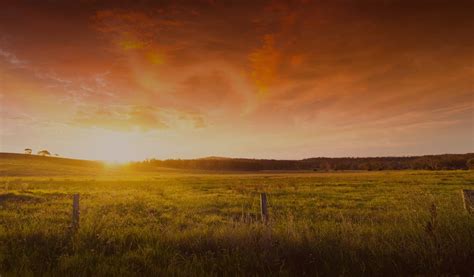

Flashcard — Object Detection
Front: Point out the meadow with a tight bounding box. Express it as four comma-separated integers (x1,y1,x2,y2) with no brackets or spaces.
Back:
0,158,473,275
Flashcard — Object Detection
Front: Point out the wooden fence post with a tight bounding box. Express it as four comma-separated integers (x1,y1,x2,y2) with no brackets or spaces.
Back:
462,189,474,214
72,193,80,230
260,192,269,223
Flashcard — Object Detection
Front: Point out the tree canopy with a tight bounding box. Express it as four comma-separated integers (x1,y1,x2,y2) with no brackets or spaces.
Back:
37,150,51,156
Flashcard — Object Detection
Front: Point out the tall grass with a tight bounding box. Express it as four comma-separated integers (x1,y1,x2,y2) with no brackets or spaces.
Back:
1,170,473,275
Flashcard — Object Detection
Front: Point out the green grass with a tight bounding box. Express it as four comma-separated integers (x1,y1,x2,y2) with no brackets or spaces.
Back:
1,167,473,275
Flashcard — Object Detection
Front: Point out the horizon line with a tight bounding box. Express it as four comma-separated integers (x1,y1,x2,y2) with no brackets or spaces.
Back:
1,151,473,163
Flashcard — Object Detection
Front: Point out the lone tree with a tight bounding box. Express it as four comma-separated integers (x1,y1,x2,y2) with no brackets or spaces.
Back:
24,148,32,154
37,150,51,156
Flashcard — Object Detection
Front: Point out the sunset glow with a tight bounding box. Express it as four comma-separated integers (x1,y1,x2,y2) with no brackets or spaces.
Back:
0,0,473,161
80,129,143,162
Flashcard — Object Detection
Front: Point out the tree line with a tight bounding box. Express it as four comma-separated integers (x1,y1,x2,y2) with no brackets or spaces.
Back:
131,154,474,171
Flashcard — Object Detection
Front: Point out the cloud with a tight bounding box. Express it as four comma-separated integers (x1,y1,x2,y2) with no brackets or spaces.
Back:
249,34,281,95
247,0,313,95
71,105,211,132
0,48,28,68
93,8,186,64
94,9,158,48
73,105,168,131
1,0,473,158
178,111,207,128
177,69,240,110
0,46,118,108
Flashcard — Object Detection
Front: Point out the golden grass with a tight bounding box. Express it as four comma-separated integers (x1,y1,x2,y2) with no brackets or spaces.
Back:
0,170,473,275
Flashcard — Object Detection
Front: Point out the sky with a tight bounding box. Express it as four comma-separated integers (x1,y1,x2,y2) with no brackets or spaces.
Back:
0,0,473,162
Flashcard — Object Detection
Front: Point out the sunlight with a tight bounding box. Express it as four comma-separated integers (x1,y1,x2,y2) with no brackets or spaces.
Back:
85,129,143,163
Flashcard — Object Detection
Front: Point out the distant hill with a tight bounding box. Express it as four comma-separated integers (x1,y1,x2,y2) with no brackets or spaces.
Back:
0,153,105,176
198,156,232,160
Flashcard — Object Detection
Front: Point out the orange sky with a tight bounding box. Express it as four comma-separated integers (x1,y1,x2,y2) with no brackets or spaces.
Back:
0,0,473,161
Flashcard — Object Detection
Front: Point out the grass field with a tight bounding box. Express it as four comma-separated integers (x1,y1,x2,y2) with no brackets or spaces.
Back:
0,155,473,275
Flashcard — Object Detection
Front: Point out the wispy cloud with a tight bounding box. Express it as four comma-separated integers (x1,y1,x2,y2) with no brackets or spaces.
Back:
73,105,168,131
0,48,28,68
71,105,210,132
0,47,116,105
249,34,281,95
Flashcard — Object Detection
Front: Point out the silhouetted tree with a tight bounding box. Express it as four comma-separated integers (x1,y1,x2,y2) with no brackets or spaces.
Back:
130,153,474,171
37,150,51,156
467,159,474,170
24,148,32,154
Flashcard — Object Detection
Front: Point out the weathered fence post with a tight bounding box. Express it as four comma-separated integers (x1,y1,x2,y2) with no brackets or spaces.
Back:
72,193,80,230
462,189,474,214
260,192,268,223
